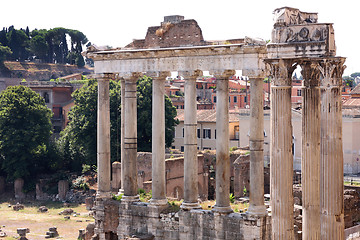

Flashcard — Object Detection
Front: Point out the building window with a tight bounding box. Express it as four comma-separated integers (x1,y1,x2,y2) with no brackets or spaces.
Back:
203,129,211,139
297,89,302,96
43,92,49,103
213,96,216,103
234,96,237,103
182,127,184,138
229,96,231,102
197,128,201,138
181,146,184,152
215,129,216,139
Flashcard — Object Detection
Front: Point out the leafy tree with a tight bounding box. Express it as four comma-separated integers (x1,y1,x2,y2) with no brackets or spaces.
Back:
60,76,178,168
0,44,12,62
7,26,30,61
29,34,48,61
350,72,360,79
0,86,53,181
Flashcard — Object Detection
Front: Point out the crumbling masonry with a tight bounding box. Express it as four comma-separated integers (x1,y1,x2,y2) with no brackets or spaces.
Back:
85,7,345,239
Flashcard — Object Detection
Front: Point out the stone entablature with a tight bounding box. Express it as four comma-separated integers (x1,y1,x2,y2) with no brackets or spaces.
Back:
86,44,267,78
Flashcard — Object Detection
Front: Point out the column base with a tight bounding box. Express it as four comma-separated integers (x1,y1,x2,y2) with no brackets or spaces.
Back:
117,189,124,195
121,195,140,203
96,191,112,199
149,198,168,206
246,205,267,216
180,201,201,210
212,205,233,214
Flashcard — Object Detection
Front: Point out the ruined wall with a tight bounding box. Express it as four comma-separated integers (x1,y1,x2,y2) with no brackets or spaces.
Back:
96,200,271,240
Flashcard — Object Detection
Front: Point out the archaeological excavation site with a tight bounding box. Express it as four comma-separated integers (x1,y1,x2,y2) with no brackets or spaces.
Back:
84,7,348,240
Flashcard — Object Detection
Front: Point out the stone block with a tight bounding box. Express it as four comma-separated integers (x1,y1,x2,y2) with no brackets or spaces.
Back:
14,178,25,199
58,180,69,201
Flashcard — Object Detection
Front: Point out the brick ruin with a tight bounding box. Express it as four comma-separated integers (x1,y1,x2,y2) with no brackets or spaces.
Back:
85,7,346,240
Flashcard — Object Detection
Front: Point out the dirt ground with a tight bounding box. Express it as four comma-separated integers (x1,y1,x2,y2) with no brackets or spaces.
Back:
0,199,94,240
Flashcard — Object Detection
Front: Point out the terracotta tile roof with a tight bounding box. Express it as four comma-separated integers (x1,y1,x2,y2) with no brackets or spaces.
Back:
350,84,360,95
343,98,360,108
176,109,239,122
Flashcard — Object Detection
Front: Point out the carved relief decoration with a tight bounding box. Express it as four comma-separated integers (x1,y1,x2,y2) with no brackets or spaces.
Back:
278,25,329,43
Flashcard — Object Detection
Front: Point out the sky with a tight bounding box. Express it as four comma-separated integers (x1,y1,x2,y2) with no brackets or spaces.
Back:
1,0,358,75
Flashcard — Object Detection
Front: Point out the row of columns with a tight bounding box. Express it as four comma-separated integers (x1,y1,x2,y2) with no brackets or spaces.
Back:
96,69,267,216
267,57,346,239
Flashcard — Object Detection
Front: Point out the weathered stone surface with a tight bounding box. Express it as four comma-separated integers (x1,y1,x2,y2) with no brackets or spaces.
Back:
12,203,24,211
14,178,25,200
38,206,48,213
58,180,69,201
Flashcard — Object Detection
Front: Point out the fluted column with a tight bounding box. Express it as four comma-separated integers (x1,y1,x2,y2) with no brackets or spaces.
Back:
267,59,295,239
122,72,142,202
300,60,321,239
118,77,126,195
96,73,113,199
211,69,235,214
149,71,170,206
320,57,346,239
180,70,203,210
247,76,267,216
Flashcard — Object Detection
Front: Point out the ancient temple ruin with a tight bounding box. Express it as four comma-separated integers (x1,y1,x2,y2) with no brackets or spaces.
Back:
85,7,346,240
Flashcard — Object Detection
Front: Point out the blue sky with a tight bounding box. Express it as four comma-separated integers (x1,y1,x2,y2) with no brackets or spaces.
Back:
1,0,358,75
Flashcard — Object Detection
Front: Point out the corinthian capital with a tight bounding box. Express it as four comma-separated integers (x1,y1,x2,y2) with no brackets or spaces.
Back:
319,57,346,87
265,59,295,86
300,60,321,87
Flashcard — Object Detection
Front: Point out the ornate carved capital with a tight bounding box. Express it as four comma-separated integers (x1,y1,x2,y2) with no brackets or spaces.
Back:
265,59,295,86
179,69,203,80
319,57,346,87
209,69,236,80
146,71,171,80
97,73,118,81
300,60,321,87
120,72,143,82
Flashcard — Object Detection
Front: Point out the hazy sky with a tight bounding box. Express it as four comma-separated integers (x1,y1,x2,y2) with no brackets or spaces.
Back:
1,0,358,75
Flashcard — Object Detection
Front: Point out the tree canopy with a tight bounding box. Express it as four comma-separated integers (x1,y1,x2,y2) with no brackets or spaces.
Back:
59,76,179,169
0,85,53,181
0,26,89,67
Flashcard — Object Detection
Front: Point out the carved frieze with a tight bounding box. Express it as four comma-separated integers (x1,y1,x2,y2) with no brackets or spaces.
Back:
272,24,331,44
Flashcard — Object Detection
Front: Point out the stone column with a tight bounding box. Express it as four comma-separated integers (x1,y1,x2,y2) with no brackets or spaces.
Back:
300,60,321,239
96,73,113,199
180,70,203,210
122,72,142,202
267,59,295,239
319,57,346,239
211,69,235,214
118,78,126,195
58,180,69,201
247,76,267,216
149,71,170,206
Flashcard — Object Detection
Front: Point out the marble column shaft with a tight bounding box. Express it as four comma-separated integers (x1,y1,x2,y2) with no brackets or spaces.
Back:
181,70,202,209
97,73,112,198
247,77,267,216
212,70,235,213
150,71,170,206
268,59,294,239
301,61,321,239
122,73,141,201
119,78,125,195
320,58,346,239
